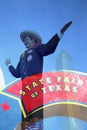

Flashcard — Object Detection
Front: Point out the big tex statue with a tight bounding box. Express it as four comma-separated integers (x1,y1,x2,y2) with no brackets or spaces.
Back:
5,21,72,124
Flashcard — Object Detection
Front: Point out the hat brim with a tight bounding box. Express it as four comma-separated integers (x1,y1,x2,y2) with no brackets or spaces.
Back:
20,31,42,43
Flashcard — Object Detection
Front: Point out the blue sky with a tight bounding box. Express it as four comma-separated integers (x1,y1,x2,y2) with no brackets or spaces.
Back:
0,0,87,84
0,0,87,129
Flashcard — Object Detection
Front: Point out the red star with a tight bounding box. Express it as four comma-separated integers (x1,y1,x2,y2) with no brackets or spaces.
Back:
0,102,10,112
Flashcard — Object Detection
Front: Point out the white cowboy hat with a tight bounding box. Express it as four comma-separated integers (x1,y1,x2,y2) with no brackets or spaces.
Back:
20,30,42,43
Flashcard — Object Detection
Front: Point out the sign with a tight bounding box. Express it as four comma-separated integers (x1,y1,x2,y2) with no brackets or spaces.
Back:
3,70,87,121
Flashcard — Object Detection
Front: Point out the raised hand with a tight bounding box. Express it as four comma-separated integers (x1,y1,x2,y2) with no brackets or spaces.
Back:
5,58,11,67
60,21,72,34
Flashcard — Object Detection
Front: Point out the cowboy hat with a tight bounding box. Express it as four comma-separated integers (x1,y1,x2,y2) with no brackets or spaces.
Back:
20,30,42,43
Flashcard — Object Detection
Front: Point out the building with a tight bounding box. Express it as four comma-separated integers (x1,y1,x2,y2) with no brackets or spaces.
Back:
56,51,73,70
0,68,5,89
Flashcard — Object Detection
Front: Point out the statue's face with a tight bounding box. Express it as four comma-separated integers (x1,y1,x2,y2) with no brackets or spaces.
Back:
24,36,36,48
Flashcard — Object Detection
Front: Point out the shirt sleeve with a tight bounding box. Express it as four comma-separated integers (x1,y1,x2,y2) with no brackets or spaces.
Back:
8,62,21,78
37,34,61,56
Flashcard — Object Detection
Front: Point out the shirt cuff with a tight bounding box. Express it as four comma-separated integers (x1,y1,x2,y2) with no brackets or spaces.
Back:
8,64,11,68
57,32,63,39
